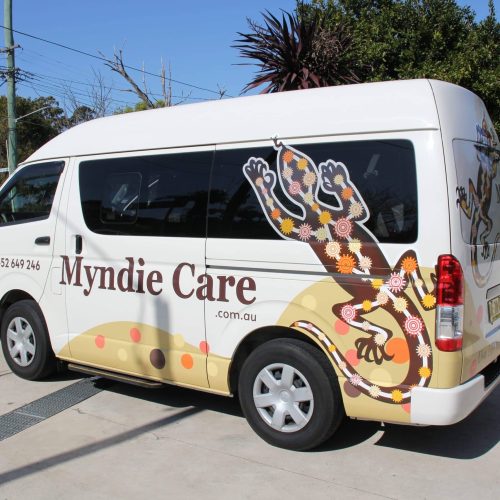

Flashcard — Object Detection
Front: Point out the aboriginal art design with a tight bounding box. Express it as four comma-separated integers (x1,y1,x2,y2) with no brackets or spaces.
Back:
243,139,437,405
456,118,500,288
58,321,230,392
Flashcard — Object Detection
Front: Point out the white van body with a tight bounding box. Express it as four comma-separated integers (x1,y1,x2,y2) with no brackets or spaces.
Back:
0,79,498,450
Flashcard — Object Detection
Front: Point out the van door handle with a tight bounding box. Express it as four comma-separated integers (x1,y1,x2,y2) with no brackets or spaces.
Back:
75,235,83,255
34,236,50,246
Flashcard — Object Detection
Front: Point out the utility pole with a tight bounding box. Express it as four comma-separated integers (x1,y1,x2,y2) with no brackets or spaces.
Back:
4,0,17,174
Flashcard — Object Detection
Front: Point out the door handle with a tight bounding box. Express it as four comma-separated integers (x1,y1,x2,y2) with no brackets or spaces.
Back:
75,235,83,255
34,236,50,246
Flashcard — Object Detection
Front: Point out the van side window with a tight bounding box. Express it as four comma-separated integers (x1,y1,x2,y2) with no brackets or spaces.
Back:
208,147,286,239
0,161,64,225
79,152,211,237
208,140,418,243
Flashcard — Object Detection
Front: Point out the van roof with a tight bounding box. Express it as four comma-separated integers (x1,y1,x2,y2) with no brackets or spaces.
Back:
27,79,450,162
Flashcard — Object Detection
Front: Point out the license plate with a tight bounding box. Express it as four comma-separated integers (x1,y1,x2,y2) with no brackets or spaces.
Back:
487,295,500,324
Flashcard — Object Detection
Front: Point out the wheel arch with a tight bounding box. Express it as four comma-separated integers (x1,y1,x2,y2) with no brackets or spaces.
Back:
0,289,37,325
228,324,328,395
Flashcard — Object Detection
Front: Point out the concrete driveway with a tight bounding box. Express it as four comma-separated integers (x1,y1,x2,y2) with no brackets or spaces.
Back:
0,350,498,500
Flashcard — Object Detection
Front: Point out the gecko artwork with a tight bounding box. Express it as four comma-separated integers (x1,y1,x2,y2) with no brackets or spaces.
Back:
243,140,436,407
456,118,500,288
0,80,498,450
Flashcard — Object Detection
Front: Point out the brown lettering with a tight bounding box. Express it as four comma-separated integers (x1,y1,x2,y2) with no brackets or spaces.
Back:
117,257,135,292
98,266,116,291
236,277,256,305
60,255,83,286
173,262,195,299
146,270,163,296
216,275,236,302
196,273,216,301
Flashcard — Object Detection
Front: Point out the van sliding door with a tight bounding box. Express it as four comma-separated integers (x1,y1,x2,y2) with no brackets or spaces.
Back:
60,148,213,389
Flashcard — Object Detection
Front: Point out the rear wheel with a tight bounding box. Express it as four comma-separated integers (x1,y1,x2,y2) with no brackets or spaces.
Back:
1,300,56,380
238,338,344,450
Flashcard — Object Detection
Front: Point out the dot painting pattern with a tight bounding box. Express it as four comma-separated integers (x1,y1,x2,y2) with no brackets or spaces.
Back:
93,327,209,372
243,141,437,407
150,349,166,370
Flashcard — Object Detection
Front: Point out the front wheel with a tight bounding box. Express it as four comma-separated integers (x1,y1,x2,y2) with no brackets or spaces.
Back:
238,338,344,451
1,300,56,380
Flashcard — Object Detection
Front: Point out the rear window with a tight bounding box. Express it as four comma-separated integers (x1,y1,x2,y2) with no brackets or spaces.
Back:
209,140,418,243
453,139,500,245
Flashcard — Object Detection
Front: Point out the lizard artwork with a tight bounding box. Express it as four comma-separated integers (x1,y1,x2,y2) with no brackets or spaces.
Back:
243,139,436,406
456,118,500,288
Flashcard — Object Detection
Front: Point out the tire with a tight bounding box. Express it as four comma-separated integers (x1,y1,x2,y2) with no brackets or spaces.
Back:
238,338,344,451
0,300,57,380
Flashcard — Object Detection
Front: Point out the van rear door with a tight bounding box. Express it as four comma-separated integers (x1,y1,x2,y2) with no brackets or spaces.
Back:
453,127,499,382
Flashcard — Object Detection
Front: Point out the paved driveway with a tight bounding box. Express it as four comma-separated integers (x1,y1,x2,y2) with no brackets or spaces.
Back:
0,351,498,499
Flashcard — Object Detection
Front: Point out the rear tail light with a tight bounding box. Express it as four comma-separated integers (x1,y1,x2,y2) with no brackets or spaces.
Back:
435,255,464,352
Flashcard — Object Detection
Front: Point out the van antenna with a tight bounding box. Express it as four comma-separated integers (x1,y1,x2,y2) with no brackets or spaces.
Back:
272,136,283,149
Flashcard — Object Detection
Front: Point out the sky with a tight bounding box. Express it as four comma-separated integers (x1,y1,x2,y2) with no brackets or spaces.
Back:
1,0,498,114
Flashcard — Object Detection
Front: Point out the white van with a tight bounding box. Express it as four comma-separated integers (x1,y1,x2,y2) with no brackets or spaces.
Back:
0,79,498,450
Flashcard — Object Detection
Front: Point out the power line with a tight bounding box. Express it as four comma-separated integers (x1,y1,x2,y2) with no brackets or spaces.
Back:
16,54,211,103
1,25,231,97
26,69,211,102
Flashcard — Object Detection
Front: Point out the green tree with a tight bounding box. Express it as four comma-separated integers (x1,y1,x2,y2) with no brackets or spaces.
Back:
0,96,66,167
299,0,500,130
237,1,499,130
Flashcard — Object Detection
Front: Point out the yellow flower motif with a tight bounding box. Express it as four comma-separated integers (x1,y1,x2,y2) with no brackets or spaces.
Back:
422,294,436,309
391,389,404,403
418,366,432,379
371,279,384,289
297,158,308,170
280,218,294,235
362,300,372,312
319,210,332,225
348,238,361,253
315,227,328,241
311,203,320,212
393,297,408,312
328,344,336,352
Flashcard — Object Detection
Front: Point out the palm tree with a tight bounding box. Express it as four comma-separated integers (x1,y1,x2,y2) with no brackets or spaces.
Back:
234,10,359,94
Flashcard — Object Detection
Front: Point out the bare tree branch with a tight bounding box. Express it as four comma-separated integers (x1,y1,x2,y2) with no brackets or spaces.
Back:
100,49,155,108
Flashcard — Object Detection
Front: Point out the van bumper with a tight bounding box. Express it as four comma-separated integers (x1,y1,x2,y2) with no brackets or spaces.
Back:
410,371,499,425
